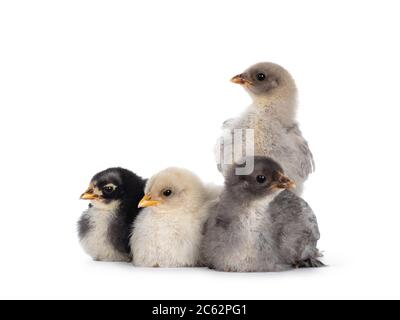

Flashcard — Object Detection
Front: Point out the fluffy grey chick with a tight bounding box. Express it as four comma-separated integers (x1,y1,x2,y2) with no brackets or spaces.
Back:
201,156,323,272
217,62,314,195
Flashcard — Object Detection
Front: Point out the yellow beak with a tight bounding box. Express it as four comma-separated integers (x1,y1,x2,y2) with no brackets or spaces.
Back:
231,74,253,86
274,173,296,190
287,181,296,189
138,194,160,208
80,188,99,200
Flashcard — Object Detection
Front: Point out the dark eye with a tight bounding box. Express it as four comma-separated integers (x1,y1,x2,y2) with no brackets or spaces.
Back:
163,189,172,197
256,73,266,81
102,185,115,194
256,175,266,184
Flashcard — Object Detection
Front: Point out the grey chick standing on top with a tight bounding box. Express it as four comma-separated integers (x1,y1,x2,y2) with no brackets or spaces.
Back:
217,62,314,195
201,156,323,272
78,167,146,262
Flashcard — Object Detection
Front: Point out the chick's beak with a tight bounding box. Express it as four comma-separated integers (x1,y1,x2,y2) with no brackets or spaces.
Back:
231,74,252,86
282,180,296,189
275,173,296,190
138,194,160,208
80,188,98,200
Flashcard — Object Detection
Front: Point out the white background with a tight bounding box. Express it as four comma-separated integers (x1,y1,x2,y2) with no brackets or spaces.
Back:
1,0,399,300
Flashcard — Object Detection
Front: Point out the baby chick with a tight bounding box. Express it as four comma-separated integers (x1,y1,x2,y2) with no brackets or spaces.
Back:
201,156,323,272
78,167,146,262
217,62,314,194
130,168,220,268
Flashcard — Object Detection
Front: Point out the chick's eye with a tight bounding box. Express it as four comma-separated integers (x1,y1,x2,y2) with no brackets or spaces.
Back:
256,73,266,81
256,175,266,184
163,189,172,197
102,186,115,194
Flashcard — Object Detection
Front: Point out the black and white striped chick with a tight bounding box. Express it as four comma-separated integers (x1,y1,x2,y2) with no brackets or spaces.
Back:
78,167,146,262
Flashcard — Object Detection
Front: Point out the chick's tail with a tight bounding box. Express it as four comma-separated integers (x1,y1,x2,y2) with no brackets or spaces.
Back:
293,257,325,268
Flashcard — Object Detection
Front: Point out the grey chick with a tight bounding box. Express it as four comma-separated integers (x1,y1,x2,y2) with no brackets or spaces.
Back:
201,156,323,272
78,167,146,262
217,62,314,195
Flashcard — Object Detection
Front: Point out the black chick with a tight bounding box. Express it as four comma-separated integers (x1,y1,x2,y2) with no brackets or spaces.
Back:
78,167,145,261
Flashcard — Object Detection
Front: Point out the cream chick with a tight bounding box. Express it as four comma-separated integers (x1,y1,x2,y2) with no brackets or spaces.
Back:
130,167,220,268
